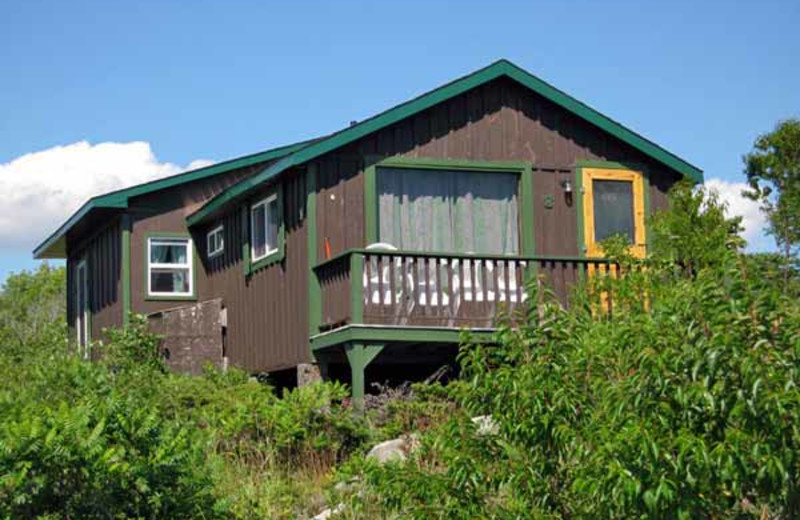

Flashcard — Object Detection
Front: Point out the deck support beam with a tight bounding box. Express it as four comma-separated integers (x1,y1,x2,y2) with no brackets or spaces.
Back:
345,342,384,410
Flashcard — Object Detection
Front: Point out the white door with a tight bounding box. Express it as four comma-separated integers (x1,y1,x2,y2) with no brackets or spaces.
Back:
75,259,89,358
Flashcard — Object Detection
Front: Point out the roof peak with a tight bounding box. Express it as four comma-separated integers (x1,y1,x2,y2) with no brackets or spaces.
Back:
188,58,702,226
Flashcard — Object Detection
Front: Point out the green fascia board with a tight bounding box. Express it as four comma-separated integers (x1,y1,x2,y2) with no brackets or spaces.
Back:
32,138,316,259
311,325,497,351
188,59,702,226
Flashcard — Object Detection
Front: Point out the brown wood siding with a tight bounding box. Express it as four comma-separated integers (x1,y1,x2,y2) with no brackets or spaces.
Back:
66,218,122,342
64,75,684,372
315,77,682,259
203,169,310,372
129,164,257,316
533,167,580,256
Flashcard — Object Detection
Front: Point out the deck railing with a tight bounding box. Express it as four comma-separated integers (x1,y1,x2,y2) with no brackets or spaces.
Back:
314,249,617,331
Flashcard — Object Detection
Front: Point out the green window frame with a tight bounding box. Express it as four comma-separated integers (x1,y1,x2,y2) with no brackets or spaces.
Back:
364,157,535,256
244,183,285,275
143,232,197,301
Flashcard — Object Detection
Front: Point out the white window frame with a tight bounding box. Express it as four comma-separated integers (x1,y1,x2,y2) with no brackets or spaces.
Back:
250,193,279,262
206,225,224,258
147,237,194,298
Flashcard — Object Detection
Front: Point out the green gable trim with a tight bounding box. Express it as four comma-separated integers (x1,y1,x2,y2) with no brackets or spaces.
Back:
188,59,702,227
33,138,314,259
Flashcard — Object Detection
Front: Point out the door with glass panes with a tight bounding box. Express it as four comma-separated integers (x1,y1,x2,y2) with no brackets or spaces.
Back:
581,168,646,258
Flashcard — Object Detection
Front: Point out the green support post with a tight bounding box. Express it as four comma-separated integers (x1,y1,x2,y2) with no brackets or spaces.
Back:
349,252,364,324
345,342,384,410
521,164,538,285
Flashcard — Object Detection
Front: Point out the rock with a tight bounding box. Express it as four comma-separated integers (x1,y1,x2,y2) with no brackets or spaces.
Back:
366,434,420,464
312,503,344,519
333,477,360,493
471,415,499,436
367,438,408,463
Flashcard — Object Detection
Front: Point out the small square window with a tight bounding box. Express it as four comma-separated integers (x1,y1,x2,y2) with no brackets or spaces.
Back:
207,225,224,258
147,237,193,297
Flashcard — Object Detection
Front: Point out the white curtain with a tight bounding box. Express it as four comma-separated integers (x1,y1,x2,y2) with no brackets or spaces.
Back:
378,167,519,255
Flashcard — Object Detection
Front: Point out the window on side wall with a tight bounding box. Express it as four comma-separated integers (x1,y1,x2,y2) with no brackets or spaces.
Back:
250,193,280,261
147,237,193,297
207,225,224,258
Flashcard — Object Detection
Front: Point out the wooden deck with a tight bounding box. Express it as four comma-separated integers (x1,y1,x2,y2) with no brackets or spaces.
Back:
314,249,615,331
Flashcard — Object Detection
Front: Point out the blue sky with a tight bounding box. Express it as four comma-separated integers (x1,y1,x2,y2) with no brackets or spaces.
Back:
1,0,798,283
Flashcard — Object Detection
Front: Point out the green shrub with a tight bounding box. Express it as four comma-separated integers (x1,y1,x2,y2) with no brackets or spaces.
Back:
0,358,223,520
0,306,371,519
343,184,800,519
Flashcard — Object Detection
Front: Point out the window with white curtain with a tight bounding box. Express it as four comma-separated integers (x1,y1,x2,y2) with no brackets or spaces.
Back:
377,167,520,255
147,237,193,297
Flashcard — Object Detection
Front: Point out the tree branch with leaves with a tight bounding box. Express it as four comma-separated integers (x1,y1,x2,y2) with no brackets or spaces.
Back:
743,118,800,283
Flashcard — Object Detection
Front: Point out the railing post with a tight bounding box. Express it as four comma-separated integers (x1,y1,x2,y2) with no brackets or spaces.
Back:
350,252,364,324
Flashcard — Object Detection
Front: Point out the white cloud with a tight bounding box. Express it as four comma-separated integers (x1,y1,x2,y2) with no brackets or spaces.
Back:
0,141,213,250
704,177,771,250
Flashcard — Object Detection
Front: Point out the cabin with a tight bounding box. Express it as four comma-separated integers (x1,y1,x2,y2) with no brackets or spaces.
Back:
33,60,702,403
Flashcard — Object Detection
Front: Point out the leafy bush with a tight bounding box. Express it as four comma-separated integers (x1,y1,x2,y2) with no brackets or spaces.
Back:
0,356,222,519
0,302,372,519
342,183,800,519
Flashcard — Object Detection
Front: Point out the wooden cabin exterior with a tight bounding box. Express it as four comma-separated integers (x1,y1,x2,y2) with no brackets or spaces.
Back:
34,60,702,402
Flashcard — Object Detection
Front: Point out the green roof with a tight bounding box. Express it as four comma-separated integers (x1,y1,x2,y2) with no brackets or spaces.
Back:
187,59,702,227
33,138,316,259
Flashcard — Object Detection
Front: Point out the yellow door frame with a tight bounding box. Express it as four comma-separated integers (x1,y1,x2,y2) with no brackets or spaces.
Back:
581,167,647,258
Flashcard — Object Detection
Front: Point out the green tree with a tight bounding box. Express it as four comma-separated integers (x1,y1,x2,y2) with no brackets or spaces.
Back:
648,180,743,274
744,118,800,271
0,263,67,358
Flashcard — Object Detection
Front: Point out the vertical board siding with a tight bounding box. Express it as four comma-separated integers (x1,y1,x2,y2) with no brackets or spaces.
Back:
66,219,122,343
65,74,682,372
129,164,258,317
315,77,679,261
204,169,310,372
533,167,581,256
126,160,311,372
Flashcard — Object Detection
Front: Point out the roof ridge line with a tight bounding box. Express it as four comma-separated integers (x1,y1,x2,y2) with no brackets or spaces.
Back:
187,59,702,227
